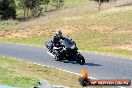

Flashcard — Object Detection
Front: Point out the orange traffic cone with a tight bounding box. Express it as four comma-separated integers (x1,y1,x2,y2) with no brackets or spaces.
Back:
82,67,88,78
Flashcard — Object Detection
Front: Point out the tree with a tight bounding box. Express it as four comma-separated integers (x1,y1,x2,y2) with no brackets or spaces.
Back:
0,0,16,20
19,0,33,18
42,0,50,12
18,0,64,18
0,0,2,15
93,0,109,11
29,0,43,16
94,0,109,2
19,0,45,18
51,0,64,10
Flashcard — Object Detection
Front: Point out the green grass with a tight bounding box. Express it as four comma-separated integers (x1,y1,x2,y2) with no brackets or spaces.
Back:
0,76,37,88
0,36,45,46
70,30,132,57
0,56,83,88
0,56,115,88
63,8,132,29
0,20,18,29
63,0,90,8
0,56,38,87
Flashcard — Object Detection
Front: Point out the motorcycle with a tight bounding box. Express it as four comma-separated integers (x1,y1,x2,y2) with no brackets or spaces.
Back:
45,37,85,65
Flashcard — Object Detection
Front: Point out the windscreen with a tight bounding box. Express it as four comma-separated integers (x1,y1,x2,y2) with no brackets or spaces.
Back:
61,38,75,48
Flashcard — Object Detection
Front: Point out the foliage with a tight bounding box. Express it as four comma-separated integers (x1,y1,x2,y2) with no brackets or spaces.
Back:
51,0,64,9
0,0,65,19
0,0,16,20
18,0,42,17
42,0,50,12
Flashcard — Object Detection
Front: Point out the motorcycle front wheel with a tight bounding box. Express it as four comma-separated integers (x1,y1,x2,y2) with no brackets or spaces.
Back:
54,56,62,61
76,54,85,65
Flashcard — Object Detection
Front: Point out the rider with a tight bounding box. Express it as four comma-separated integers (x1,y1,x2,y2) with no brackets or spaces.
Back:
51,30,65,49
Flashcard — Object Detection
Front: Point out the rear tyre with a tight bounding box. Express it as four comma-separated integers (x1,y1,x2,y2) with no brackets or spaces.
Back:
76,54,85,65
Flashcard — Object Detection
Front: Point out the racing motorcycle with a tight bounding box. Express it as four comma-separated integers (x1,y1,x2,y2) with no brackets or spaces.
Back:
45,37,85,65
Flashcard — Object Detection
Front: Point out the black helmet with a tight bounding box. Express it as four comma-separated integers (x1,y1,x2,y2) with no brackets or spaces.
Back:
55,31,62,38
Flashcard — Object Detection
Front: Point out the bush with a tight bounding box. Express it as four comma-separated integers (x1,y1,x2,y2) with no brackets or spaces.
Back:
19,0,49,17
0,0,16,20
51,0,64,10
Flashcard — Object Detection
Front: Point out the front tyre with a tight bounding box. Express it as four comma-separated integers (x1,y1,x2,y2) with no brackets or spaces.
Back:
76,54,85,65
54,50,63,61
54,56,62,61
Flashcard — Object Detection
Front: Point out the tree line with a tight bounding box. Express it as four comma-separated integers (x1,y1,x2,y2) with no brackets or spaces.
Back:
0,0,64,20
0,0,116,20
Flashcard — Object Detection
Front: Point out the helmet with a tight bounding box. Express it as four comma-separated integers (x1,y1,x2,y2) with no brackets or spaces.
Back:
55,31,62,38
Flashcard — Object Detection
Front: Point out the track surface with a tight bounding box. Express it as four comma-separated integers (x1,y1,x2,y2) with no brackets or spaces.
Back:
0,43,132,84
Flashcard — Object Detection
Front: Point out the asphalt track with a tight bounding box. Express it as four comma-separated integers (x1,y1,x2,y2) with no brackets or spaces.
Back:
0,43,132,87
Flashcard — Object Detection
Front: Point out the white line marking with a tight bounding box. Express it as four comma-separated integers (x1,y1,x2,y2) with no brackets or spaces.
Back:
27,63,131,87
119,87,126,88
32,62,95,79
12,58,128,81
11,58,128,88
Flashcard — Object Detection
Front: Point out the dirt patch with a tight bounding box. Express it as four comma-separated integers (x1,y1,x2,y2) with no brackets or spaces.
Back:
0,26,53,38
0,24,78,38
63,16,82,21
59,25,80,33
79,24,132,34
60,24,132,34
1,23,131,39
87,24,116,32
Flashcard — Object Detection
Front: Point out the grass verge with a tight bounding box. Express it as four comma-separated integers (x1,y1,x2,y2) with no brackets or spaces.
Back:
0,56,82,88
0,56,115,88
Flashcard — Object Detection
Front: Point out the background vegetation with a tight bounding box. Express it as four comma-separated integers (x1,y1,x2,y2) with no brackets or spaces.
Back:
0,0,65,19
0,0,112,20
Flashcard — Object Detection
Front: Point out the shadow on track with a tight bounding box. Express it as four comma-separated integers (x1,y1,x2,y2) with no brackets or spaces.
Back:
62,60,102,66
84,63,102,66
